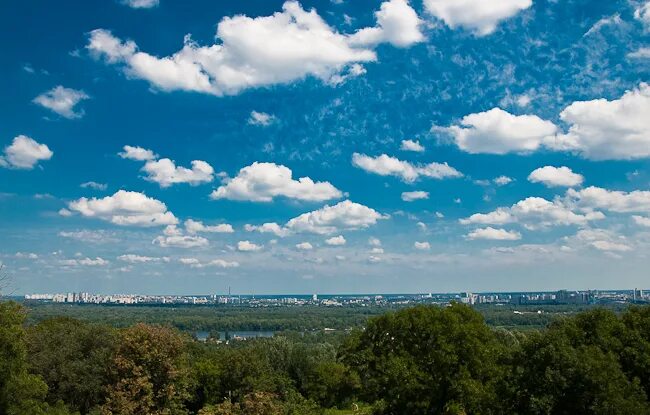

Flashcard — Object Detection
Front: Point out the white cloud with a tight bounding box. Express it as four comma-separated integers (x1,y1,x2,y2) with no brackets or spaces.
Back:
414,241,430,250
590,240,632,252
370,247,384,254
0,135,53,170
493,176,513,186
350,0,424,48
142,158,214,187
185,219,233,234
325,235,346,245
552,83,650,160
566,186,650,214
211,162,342,202
352,153,462,182
399,139,425,152
466,227,521,240
635,2,650,30
87,1,421,96
33,86,89,119
68,190,178,227
237,240,263,252
296,242,314,250
60,257,109,266
286,200,387,234
633,215,650,227
248,111,276,126
571,229,632,253
117,254,164,263
401,191,429,202
59,230,116,243
628,47,650,59
119,145,157,161
423,0,531,36
368,237,382,246
178,257,239,268
437,108,557,155
153,234,209,248
15,252,38,259
122,0,159,9
528,166,584,188
58,208,73,217
461,197,604,229
80,181,108,191
368,255,381,263
244,222,290,237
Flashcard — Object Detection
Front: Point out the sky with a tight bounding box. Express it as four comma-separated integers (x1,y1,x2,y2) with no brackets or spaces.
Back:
0,0,649,295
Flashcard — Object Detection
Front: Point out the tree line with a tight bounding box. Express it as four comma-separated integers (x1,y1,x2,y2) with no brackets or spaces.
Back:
2,301,650,414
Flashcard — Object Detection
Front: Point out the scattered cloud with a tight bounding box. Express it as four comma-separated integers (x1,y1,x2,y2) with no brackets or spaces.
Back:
59,257,109,266
87,1,422,96
80,181,108,191
248,111,276,126
436,108,557,155
401,191,429,202
121,0,159,9
117,254,167,263
286,200,387,234
119,145,157,161
352,153,462,182
493,176,513,186
0,135,53,170
237,240,263,252
184,219,233,234
566,186,650,214
423,0,531,36
553,83,650,160
414,241,430,250
68,190,178,227
296,242,314,250
59,230,117,243
632,216,650,227
466,227,522,240
142,158,214,187
528,166,584,188
244,222,290,237
325,235,346,246
211,162,342,202
153,234,209,248
628,47,650,59
33,86,89,119
400,139,425,152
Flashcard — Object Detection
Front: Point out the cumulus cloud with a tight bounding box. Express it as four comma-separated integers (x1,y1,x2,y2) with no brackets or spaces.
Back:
352,153,462,182
60,257,109,267
528,166,584,188
122,0,159,9
153,234,209,248
296,242,314,250
58,230,117,243
80,181,108,191
178,257,239,268
185,219,233,234
566,186,650,213
244,222,290,237
635,2,650,30
466,227,522,240
423,0,531,36
117,254,166,263
248,111,276,126
632,215,650,227
211,162,342,202
68,190,178,227
237,240,263,252
552,84,650,160
0,135,53,170
325,235,346,245
286,200,387,234
87,1,421,96
493,176,513,186
15,252,38,259
400,139,425,152
461,197,604,229
628,47,650,59
350,0,424,47
414,241,430,250
401,191,429,202
436,108,558,155
142,158,214,187
570,229,632,253
119,145,157,161
33,86,89,119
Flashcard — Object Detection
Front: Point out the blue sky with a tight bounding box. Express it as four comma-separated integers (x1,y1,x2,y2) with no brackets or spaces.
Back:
1,0,649,295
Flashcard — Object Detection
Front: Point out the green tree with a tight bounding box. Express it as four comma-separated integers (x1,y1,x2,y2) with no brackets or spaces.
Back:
100,323,191,415
26,317,116,414
340,303,505,414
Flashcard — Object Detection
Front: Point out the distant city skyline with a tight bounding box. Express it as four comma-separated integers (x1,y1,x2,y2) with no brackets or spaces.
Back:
1,0,649,294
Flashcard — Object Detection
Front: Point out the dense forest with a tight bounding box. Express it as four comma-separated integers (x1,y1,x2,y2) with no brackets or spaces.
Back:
2,301,650,414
